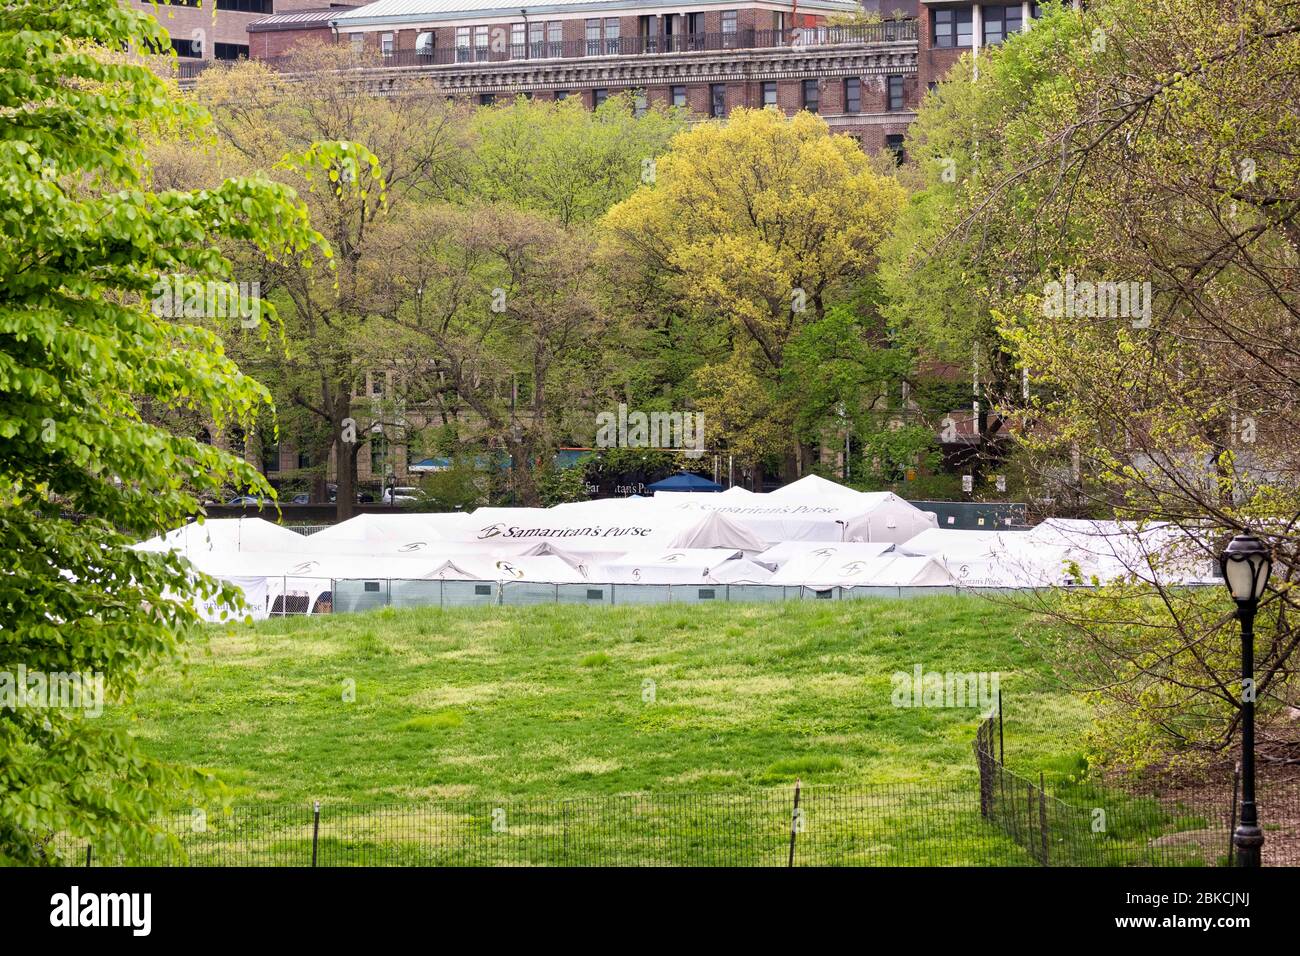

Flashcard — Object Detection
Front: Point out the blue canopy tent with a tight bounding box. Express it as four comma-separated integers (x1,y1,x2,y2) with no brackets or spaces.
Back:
647,472,724,493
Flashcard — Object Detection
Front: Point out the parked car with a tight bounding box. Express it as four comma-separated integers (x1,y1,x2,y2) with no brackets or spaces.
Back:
382,486,425,505
326,484,375,504
289,493,310,505
226,495,272,506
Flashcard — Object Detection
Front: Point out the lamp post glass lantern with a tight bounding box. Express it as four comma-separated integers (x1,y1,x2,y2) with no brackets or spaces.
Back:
1219,532,1272,867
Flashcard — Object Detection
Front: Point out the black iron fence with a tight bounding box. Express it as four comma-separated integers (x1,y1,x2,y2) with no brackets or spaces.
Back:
56,765,1300,867
44,707,1297,866
974,714,1300,867
62,784,1034,867
168,22,918,81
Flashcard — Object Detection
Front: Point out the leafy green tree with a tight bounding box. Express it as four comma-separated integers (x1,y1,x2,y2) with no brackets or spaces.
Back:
192,44,459,515
0,1,342,862
602,108,905,480
468,93,684,227
885,0,1300,770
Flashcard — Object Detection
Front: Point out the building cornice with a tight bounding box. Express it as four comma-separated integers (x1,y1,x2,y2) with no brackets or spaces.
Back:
278,42,917,92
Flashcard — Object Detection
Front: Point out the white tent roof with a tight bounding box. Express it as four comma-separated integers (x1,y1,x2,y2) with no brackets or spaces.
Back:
753,540,895,571
767,474,871,503
666,510,768,552
593,548,744,584
705,558,775,585
134,517,306,556
898,528,1011,557
770,553,956,588
307,512,466,550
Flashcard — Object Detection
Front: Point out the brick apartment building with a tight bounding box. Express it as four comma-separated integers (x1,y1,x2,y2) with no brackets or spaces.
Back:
128,1,362,63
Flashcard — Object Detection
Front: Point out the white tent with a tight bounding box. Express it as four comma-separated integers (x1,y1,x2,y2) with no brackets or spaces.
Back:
704,558,775,585
134,518,305,556
657,482,937,544
898,528,1079,587
770,552,956,588
593,548,745,584
1025,519,1218,585
666,510,768,552
766,474,871,503
753,540,895,572
306,512,467,552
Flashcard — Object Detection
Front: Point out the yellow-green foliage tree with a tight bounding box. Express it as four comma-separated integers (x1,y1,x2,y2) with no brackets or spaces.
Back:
602,107,904,478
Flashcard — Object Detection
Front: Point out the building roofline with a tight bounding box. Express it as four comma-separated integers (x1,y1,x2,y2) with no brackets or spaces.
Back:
332,0,863,29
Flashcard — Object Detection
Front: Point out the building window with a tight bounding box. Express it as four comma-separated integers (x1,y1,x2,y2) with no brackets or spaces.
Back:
380,33,394,57
885,133,906,165
350,32,364,54
474,26,489,60
554,90,569,100
802,79,819,114
170,35,202,58
456,26,470,62
844,77,861,113
593,88,608,107
983,5,1024,45
762,81,777,107
604,18,620,54
511,22,525,58
671,85,687,108
479,92,496,106
416,31,434,57
586,19,601,55
547,21,562,56
529,21,544,57
887,75,904,111
214,42,248,61
370,435,389,476
932,8,973,48
633,90,648,117
722,10,738,46
710,83,726,118
216,0,272,12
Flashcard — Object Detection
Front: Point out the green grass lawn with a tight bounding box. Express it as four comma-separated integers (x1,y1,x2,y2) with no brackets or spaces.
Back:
92,596,1231,866
122,595,1089,804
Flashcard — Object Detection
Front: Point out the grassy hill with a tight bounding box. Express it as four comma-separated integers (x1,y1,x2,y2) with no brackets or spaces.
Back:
121,596,1090,804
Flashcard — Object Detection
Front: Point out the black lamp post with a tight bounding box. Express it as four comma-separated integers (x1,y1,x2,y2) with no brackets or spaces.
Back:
1219,532,1272,867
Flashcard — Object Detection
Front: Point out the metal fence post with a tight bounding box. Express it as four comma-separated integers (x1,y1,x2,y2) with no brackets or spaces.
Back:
85,844,92,867
1039,771,1049,866
787,778,802,867
1228,764,1241,866
311,800,320,867
998,688,1004,765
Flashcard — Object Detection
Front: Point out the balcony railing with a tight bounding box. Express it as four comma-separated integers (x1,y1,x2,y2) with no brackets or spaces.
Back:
170,21,916,80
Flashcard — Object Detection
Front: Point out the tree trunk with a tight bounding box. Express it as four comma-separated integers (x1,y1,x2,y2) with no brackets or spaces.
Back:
335,440,356,522
507,441,541,506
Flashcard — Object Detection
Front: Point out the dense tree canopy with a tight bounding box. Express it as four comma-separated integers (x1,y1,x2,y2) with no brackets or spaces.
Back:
0,1,361,861
881,0,1300,770
602,108,905,478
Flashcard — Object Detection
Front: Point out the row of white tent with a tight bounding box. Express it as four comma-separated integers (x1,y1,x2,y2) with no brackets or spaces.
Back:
136,475,1222,619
